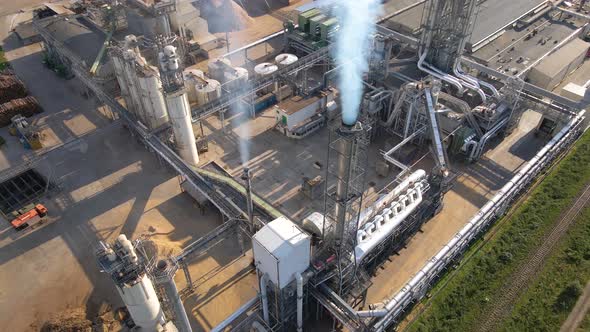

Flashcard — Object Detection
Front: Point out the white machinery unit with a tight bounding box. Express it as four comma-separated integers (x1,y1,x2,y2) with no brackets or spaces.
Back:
302,211,326,237
252,216,311,289
274,90,335,137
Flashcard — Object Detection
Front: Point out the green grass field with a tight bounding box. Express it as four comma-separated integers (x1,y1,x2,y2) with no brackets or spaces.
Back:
500,206,590,331
407,128,590,332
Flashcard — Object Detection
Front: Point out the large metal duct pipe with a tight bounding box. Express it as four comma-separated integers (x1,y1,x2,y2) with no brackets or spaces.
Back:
155,259,193,332
242,168,255,233
260,274,270,324
296,273,303,332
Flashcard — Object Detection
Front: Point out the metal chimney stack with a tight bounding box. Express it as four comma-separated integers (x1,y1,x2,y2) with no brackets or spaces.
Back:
154,259,193,332
242,167,255,233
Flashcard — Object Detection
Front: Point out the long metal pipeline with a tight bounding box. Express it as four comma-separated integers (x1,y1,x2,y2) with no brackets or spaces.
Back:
260,274,270,324
370,110,586,331
296,273,303,332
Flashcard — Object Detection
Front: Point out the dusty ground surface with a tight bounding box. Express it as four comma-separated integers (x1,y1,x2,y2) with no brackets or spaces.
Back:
194,106,411,222
0,5,240,332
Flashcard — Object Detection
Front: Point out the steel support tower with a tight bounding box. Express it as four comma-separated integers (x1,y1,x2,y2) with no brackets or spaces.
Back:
320,121,370,300
420,0,478,72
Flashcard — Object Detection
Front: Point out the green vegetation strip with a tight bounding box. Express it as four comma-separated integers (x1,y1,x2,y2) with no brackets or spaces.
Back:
578,312,590,331
0,46,8,70
500,206,590,331
408,129,590,332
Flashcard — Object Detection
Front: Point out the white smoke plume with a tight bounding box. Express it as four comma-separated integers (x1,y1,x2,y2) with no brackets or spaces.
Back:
333,0,381,126
233,97,251,167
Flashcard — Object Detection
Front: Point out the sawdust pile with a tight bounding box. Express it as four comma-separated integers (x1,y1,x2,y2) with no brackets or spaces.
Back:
40,308,122,332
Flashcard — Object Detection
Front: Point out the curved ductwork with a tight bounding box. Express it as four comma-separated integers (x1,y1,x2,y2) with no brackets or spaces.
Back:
418,51,465,95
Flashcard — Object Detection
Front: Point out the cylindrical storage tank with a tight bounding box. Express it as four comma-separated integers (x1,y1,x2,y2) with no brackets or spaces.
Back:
196,79,221,106
183,69,205,104
275,53,298,68
255,62,278,77
116,274,165,330
122,50,146,123
166,92,199,166
255,63,278,93
136,70,169,129
111,55,133,110
224,67,249,92
207,58,231,83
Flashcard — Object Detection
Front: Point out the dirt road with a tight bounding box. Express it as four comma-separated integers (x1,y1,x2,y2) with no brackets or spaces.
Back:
560,281,590,332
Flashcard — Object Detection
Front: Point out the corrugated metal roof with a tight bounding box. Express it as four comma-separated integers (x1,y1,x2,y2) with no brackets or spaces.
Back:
532,38,590,76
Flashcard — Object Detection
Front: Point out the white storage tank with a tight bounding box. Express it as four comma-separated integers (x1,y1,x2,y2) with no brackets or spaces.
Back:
166,91,200,166
122,50,146,124
255,63,278,93
183,69,205,104
224,67,249,91
207,58,231,82
111,55,133,111
136,68,169,129
196,79,221,106
255,62,278,77
275,53,298,68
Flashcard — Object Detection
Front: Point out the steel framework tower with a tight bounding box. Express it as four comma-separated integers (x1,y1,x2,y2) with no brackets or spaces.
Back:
317,121,371,301
420,0,478,72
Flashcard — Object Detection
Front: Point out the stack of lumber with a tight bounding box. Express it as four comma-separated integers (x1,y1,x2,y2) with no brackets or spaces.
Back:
0,74,27,104
0,97,42,127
